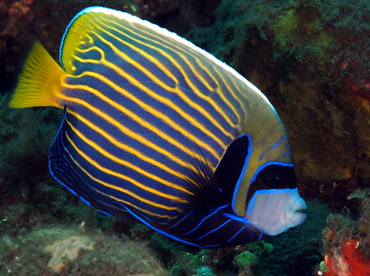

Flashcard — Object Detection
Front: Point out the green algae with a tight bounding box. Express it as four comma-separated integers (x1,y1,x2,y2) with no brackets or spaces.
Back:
235,251,258,266
193,266,217,276
256,200,330,276
273,9,298,50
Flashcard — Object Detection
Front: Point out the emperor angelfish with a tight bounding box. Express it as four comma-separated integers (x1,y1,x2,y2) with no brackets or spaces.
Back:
8,6,306,248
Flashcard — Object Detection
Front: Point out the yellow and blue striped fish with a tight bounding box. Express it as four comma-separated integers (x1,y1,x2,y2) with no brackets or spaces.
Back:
8,7,306,248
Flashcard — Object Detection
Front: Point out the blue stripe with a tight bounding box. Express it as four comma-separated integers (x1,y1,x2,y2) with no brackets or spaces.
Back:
249,161,294,185
119,203,222,248
226,226,245,243
182,204,229,236
268,135,288,150
193,219,232,240
167,210,194,230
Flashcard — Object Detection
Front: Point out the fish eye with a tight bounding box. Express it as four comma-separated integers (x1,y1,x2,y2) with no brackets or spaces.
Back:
258,165,296,189
261,166,284,188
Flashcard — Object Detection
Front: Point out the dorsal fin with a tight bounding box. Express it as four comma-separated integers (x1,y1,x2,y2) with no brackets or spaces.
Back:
59,6,109,74
59,6,180,75
214,134,250,204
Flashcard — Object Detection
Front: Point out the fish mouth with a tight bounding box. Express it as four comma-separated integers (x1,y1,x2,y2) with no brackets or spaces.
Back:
295,208,307,214
292,196,307,213
287,196,307,225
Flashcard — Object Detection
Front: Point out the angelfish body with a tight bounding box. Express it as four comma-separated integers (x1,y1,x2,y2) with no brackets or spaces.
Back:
8,7,306,248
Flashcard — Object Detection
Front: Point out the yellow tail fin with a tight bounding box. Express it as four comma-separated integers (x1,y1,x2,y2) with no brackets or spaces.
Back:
8,39,66,109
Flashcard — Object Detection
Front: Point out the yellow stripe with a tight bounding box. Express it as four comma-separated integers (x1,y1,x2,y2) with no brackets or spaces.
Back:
64,95,195,181
185,58,243,123
64,99,204,190
70,51,223,161
78,37,230,150
98,21,238,130
60,97,209,184
59,82,216,179
99,191,179,222
65,130,191,202
116,18,249,120
99,17,244,124
72,68,220,160
65,118,194,196
63,142,180,220
99,19,213,90
85,27,235,140
59,91,199,194
59,92,181,163
211,68,249,115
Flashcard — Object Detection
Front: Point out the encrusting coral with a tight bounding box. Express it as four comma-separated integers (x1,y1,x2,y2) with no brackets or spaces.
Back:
0,224,170,275
43,235,95,273
318,189,370,276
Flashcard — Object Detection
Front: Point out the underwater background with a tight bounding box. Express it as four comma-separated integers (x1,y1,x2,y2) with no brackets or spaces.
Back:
0,0,370,275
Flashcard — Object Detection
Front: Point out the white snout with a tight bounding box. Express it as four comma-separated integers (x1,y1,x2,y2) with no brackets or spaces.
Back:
245,188,307,236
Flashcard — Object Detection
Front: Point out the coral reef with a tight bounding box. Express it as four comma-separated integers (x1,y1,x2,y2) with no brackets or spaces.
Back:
43,234,95,273
0,225,170,275
316,189,370,276
321,239,370,276
0,104,77,235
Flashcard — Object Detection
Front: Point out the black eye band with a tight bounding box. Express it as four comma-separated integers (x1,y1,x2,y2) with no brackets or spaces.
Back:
259,165,296,189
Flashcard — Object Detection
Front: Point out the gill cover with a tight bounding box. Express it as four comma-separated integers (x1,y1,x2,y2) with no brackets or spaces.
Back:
244,164,307,236
220,134,307,237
